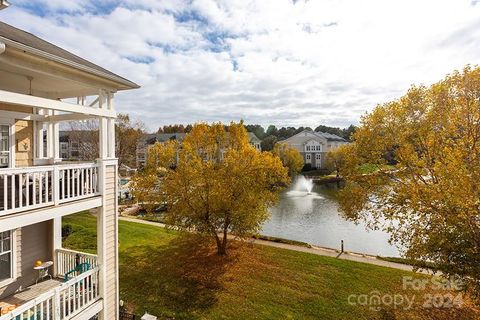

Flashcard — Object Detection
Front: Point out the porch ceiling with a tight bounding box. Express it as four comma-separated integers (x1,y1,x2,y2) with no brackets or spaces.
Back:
0,61,100,100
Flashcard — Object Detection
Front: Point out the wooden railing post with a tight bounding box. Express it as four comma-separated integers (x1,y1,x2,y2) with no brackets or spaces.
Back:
54,287,61,320
53,165,60,206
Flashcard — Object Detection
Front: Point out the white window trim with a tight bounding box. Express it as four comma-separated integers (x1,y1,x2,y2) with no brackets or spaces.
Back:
0,118,15,169
0,229,17,288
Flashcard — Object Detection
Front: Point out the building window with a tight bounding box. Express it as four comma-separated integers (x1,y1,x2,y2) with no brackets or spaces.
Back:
315,153,322,167
0,230,13,284
0,125,11,168
316,145,321,151
306,154,311,160
306,146,310,151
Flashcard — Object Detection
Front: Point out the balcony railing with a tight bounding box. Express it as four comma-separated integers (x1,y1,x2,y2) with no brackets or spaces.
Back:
0,163,100,216
55,248,98,278
0,249,100,320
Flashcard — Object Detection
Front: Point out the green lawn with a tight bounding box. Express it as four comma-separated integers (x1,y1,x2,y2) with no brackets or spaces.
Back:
63,212,479,320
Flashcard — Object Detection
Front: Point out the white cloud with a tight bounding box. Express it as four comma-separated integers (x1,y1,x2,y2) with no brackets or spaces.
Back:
1,0,480,131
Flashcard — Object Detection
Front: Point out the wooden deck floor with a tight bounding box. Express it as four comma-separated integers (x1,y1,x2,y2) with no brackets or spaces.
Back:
0,279,62,310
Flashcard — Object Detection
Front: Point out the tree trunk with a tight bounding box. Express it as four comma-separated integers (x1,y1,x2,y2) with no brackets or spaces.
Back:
213,233,225,255
214,229,228,255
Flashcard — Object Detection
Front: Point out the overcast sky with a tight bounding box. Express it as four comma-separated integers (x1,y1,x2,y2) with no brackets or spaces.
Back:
1,0,480,131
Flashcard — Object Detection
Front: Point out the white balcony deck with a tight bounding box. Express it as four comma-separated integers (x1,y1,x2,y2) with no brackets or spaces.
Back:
0,162,100,217
0,249,100,320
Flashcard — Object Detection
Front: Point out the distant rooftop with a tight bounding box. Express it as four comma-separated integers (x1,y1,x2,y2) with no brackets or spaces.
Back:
314,131,347,142
141,132,261,145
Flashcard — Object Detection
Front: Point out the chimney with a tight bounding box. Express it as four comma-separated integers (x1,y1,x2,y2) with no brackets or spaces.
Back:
0,0,10,10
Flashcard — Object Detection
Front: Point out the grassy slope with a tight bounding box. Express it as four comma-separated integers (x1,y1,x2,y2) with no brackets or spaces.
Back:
63,212,479,320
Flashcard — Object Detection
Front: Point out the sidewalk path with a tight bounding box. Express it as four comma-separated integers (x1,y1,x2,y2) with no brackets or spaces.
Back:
119,216,432,274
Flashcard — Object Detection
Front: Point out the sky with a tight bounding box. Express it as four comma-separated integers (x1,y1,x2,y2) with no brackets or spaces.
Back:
1,0,480,132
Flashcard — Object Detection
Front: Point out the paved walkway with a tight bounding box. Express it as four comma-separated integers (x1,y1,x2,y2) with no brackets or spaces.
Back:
119,216,432,274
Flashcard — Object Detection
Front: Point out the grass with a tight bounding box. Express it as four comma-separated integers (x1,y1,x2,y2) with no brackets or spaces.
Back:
358,164,396,174
63,212,480,320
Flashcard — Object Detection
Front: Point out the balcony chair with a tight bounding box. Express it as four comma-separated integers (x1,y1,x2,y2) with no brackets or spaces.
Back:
63,262,91,282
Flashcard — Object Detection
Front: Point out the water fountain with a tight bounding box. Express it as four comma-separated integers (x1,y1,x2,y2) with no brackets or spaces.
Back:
286,175,316,197
297,175,313,194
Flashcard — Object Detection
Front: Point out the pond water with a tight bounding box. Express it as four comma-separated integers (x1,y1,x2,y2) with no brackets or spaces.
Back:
261,180,401,257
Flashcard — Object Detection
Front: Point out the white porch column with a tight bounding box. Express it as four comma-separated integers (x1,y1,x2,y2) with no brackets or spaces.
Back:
46,112,54,161
45,110,60,163
53,116,60,162
96,159,119,320
97,90,119,320
36,121,44,159
107,93,116,158
52,217,62,276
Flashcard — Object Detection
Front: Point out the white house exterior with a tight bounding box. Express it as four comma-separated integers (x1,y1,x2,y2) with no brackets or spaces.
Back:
0,21,138,320
280,130,348,169
248,132,262,152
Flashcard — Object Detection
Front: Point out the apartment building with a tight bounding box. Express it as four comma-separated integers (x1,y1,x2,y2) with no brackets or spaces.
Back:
0,19,138,320
280,129,348,169
136,132,262,168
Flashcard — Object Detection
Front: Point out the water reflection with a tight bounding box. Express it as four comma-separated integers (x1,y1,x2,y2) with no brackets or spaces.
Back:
262,182,400,257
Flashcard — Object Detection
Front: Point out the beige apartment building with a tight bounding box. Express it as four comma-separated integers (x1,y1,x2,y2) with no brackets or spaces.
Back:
280,129,348,169
0,18,138,320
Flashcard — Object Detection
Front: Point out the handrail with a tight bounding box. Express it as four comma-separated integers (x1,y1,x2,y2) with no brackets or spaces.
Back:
0,162,100,216
56,248,98,259
0,290,56,320
0,162,98,174
0,267,101,320
56,248,98,277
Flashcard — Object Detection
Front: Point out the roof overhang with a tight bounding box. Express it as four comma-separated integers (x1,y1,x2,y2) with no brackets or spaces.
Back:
0,36,139,91
0,1,10,11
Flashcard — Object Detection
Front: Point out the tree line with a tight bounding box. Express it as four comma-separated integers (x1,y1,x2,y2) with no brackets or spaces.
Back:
157,123,357,151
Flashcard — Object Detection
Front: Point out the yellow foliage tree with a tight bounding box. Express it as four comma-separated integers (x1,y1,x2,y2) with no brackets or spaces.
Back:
325,144,350,177
273,143,304,177
130,140,178,213
134,122,289,255
338,66,480,294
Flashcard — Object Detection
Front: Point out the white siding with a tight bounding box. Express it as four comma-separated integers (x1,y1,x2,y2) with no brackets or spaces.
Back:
103,164,118,320
0,221,51,299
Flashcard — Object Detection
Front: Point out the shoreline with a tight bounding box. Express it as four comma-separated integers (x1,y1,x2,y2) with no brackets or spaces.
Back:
119,215,433,274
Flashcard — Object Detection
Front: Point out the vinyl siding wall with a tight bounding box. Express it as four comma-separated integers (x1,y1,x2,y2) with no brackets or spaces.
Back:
0,104,34,168
103,164,118,319
0,221,51,299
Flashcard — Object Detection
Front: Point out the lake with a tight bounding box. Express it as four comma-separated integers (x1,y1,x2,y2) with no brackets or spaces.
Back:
261,180,401,257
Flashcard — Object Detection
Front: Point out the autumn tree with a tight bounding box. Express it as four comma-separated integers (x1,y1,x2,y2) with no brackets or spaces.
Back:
116,113,144,168
130,140,177,213
261,135,277,151
67,120,99,160
135,122,289,255
273,143,303,177
325,144,349,177
337,66,480,294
